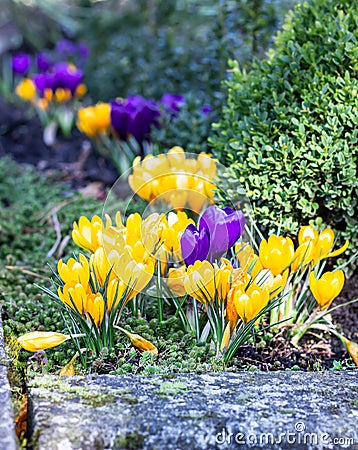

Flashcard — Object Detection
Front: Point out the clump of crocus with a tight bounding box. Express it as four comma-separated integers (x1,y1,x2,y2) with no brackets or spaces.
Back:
76,94,188,174
174,205,280,359
12,39,89,143
170,210,354,362
129,146,217,213
15,61,87,143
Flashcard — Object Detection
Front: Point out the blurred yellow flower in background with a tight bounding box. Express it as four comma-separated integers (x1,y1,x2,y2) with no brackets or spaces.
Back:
128,147,217,212
15,78,36,101
77,102,111,137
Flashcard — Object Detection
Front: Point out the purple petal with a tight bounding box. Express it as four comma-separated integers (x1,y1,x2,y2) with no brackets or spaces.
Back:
55,39,76,56
110,100,130,140
225,210,246,248
36,53,52,72
160,94,185,116
12,53,31,75
201,105,212,115
181,224,199,266
52,62,83,94
196,227,210,261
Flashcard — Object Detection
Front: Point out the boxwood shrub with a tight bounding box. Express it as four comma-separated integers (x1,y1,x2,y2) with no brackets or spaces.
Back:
210,0,358,262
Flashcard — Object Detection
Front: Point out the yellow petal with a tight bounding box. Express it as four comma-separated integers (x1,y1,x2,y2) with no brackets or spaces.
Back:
17,331,69,352
326,240,349,259
220,322,231,353
116,327,158,356
59,353,78,377
341,337,358,366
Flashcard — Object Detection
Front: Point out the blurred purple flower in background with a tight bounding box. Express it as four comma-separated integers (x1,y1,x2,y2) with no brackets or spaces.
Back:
52,62,83,94
32,73,54,95
181,205,246,265
78,42,90,58
55,39,77,56
110,96,160,143
54,39,89,65
201,105,213,116
36,53,52,72
160,94,185,116
31,63,83,96
12,53,31,74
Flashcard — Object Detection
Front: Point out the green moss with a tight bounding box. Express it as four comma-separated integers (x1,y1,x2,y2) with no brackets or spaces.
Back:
113,432,145,450
155,380,188,396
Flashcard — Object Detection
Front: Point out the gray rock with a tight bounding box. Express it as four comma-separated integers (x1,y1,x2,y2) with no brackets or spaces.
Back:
0,312,18,450
28,371,358,450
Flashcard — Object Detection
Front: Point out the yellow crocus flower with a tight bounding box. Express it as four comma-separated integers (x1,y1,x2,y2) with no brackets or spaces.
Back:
167,266,187,297
90,247,115,286
309,270,344,309
77,103,111,138
36,98,49,110
108,248,154,302
312,229,348,263
234,283,270,324
54,88,72,103
43,88,53,101
291,241,314,272
116,326,158,355
72,215,104,253
15,78,36,101
106,278,122,311
128,147,217,210
298,225,348,264
58,253,90,287
75,83,87,98
258,268,289,299
259,234,294,276
58,282,88,314
86,293,105,327
298,225,318,245
184,260,217,304
18,331,69,352
166,146,186,169
183,259,241,304
159,211,194,272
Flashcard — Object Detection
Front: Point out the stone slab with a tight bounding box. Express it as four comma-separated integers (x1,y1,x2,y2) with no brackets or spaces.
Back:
0,311,18,450
29,371,358,450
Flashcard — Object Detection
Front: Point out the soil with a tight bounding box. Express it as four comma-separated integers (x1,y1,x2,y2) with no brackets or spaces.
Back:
0,98,118,191
1,97,357,369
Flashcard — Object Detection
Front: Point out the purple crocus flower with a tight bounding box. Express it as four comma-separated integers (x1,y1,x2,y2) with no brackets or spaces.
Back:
78,42,89,58
201,105,212,116
12,53,31,74
53,62,83,94
32,73,55,95
55,38,77,56
36,52,52,72
180,224,210,266
181,205,246,265
160,94,185,116
110,96,160,143
110,100,131,140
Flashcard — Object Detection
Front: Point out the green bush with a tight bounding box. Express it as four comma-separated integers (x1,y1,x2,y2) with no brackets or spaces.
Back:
210,0,358,261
